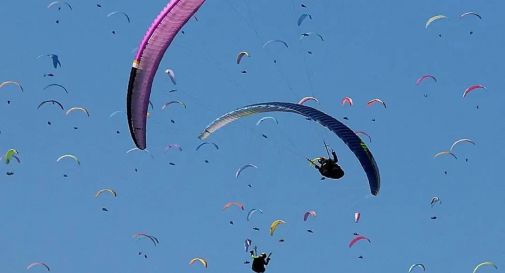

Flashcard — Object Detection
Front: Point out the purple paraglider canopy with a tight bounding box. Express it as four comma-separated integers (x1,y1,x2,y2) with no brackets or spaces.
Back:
127,0,206,149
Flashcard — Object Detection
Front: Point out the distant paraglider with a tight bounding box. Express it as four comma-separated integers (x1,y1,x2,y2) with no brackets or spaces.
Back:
270,219,286,236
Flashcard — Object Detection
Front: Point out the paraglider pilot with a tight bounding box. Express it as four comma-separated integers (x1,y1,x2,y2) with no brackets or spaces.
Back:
314,149,344,179
250,247,271,273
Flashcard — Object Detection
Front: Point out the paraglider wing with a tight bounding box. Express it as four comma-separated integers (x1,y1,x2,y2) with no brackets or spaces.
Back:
189,257,208,268
47,1,72,10
425,15,448,28
127,0,206,150
223,201,244,210
244,239,252,252
269,219,286,236
460,12,482,19
161,100,186,110
43,84,68,94
0,81,23,92
408,264,426,273
27,262,50,271
56,154,80,165
463,84,486,97
416,75,437,85
354,131,371,143
95,188,117,198
256,116,279,126
195,142,219,151
354,212,361,223
300,32,324,41
107,11,131,23
3,149,18,164
430,196,441,207
247,208,263,221
298,96,319,105
262,39,289,48
450,138,476,152
433,151,457,160
341,96,353,106
235,164,258,178
133,233,159,246
37,100,64,110
473,261,497,273
66,107,90,117
367,98,386,108
164,69,176,85
303,210,317,221
236,51,249,64
297,13,312,26
198,102,381,195
348,235,371,248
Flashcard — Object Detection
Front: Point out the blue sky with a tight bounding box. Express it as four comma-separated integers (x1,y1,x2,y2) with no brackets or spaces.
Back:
1,0,504,272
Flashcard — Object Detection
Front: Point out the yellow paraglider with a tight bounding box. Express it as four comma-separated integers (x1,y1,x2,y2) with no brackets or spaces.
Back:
269,219,286,236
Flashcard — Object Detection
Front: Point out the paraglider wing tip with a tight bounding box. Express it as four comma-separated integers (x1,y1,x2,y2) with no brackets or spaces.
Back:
126,66,147,150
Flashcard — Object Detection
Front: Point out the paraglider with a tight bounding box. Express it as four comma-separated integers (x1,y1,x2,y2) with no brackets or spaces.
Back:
450,138,475,151
269,219,286,236
127,0,206,150
297,14,312,26
161,100,186,110
256,117,279,126
425,15,448,28
2,149,19,164
236,164,258,179
37,100,64,111
196,142,219,151
312,149,344,180
107,11,131,23
95,188,117,198
473,261,497,273
460,12,482,20
244,239,252,252
408,263,426,273
56,154,80,165
303,210,316,221
133,233,159,246
298,96,319,105
247,208,263,221
27,262,50,271
198,102,380,196
348,235,371,248
0,81,23,92
416,75,437,85
367,98,386,108
300,32,324,41
434,151,457,160
66,107,90,117
463,84,486,97
164,69,176,85
237,51,250,64
47,1,72,10
223,201,245,210
37,54,61,69
43,84,68,94
262,39,289,48
189,257,208,268
165,144,183,152
341,97,353,106
354,212,361,223
430,197,441,207
354,131,371,143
